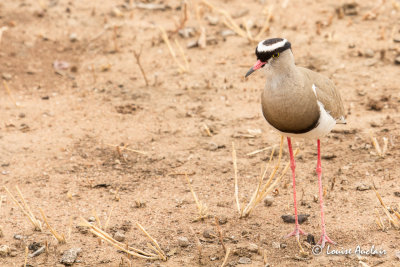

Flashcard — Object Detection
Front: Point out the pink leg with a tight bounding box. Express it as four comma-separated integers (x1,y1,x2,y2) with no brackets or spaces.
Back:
286,137,306,240
317,139,335,248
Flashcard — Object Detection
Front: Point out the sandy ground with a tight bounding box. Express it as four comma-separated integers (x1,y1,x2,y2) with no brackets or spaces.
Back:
1,0,400,266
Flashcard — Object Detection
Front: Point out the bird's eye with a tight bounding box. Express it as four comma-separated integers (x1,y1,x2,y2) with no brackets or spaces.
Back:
272,53,280,58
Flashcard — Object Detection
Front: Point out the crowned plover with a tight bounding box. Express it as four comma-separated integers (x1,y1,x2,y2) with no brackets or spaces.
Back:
245,38,345,248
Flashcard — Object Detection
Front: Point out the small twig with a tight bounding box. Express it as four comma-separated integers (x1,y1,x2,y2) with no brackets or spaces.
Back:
214,217,226,252
2,80,18,107
133,47,149,87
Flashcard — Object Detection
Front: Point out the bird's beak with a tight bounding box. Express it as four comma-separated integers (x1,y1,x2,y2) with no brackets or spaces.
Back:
245,60,266,78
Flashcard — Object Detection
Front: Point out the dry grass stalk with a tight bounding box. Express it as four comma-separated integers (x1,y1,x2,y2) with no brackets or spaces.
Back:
24,246,28,267
0,26,8,45
159,26,188,73
113,26,119,52
375,208,385,231
91,64,97,85
133,47,149,87
362,0,386,20
369,132,388,158
233,136,298,218
174,38,190,69
184,173,208,220
372,183,399,229
232,142,241,215
246,146,273,156
4,186,42,231
220,247,231,267
190,227,203,263
214,217,226,252
39,208,66,244
104,203,115,230
203,123,212,137
201,0,273,43
171,0,188,35
80,218,166,261
92,209,103,229
105,143,147,155
392,0,400,10
2,80,18,107
136,222,167,261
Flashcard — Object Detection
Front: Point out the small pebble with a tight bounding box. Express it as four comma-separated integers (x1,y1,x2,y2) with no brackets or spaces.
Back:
364,49,374,58
18,113,26,118
178,27,196,38
13,234,23,240
356,183,371,191
238,257,251,264
281,214,310,224
306,234,316,245
247,243,258,253
69,33,78,42
178,236,190,247
205,15,219,25
394,192,400,197
113,231,125,242
210,255,219,261
1,73,12,81
272,241,280,249
218,216,228,225
88,216,96,222
0,245,10,256
221,29,236,37
264,196,274,206
187,40,199,49
204,142,218,151
203,229,216,239
29,246,45,257
60,247,81,265
395,56,400,65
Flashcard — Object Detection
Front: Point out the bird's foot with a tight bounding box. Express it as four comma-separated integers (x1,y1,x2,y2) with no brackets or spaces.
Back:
286,226,307,240
318,232,335,248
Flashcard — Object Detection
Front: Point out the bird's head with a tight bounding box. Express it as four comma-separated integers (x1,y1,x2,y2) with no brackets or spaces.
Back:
245,38,292,78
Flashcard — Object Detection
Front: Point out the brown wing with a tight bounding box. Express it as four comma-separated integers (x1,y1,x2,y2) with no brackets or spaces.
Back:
298,67,346,123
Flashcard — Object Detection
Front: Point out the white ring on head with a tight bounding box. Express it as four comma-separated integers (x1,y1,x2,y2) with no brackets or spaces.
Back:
257,39,287,52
